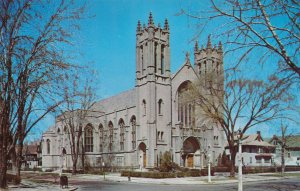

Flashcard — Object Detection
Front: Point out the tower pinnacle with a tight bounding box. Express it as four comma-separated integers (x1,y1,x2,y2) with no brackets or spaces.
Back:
137,20,142,33
218,41,223,53
194,41,199,52
207,35,212,49
164,19,169,31
148,12,154,26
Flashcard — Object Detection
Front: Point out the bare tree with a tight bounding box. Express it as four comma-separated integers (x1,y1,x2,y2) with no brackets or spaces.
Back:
58,74,98,175
183,69,293,176
180,0,300,77
0,0,86,187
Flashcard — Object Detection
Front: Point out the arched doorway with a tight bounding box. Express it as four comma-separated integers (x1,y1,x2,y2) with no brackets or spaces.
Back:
138,142,146,169
182,137,200,168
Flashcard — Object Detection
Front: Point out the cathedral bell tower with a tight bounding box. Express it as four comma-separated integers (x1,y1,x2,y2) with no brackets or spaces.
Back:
135,12,171,85
194,35,224,82
135,13,172,168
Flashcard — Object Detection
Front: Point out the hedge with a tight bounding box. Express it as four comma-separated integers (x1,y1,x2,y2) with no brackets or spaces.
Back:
121,169,215,178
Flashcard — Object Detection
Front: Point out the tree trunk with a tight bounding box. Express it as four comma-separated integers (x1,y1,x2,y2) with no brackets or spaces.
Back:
0,119,9,188
72,158,77,175
0,146,8,188
229,147,237,177
281,145,285,176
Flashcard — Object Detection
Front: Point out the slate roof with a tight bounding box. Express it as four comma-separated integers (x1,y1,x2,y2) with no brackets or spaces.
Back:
93,88,136,114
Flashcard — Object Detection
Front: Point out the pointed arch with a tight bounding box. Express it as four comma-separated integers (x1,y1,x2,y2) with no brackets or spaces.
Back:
119,118,125,151
108,121,114,152
99,123,104,152
84,124,94,152
142,99,146,115
177,80,195,128
130,115,137,150
46,139,50,154
158,99,163,115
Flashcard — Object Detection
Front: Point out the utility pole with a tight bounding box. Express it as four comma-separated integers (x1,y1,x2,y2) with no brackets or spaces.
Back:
238,128,243,191
102,162,105,180
208,144,211,183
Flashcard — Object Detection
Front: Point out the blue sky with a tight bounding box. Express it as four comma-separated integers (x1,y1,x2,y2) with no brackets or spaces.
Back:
28,0,299,141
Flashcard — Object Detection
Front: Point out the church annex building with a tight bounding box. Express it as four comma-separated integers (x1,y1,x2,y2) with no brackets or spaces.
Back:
42,13,225,171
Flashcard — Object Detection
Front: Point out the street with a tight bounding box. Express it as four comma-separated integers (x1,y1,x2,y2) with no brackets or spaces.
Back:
75,178,300,191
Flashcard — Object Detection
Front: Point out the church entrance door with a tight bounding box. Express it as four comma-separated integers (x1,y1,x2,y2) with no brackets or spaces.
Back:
138,142,146,169
182,137,200,168
187,154,194,168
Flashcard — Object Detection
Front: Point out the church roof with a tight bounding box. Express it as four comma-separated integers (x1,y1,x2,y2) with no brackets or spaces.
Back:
93,88,136,115
171,52,198,80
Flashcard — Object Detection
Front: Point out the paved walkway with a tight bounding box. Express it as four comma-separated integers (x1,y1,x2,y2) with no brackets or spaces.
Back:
71,172,285,185
5,171,299,190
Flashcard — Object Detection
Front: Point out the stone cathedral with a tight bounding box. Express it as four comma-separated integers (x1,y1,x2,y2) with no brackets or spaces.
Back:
42,13,225,171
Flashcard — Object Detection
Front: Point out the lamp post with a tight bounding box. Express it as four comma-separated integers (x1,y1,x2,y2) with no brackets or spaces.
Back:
207,144,211,183
102,162,105,180
238,128,243,191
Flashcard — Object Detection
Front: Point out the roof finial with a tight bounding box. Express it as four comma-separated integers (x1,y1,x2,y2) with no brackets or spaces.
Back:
194,41,199,52
207,34,212,49
164,19,169,31
137,20,142,33
148,12,154,26
186,52,190,63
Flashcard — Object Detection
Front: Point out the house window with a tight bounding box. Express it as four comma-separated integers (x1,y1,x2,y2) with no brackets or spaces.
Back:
46,139,50,154
256,157,262,163
108,121,113,152
288,152,291,158
250,157,252,164
84,125,93,152
119,119,125,151
99,124,104,152
158,99,163,115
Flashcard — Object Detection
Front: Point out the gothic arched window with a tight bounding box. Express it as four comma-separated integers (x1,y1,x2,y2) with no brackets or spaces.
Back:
84,125,93,152
119,119,125,151
46,139,50,154
142,99,146,116
99,124,104,152
131,116,136,150
161,45,165,74
108,121,114,152
158,99,163,115
177,81,195,128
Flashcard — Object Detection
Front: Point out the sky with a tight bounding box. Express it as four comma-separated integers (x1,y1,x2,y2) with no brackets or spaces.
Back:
28,0,299,142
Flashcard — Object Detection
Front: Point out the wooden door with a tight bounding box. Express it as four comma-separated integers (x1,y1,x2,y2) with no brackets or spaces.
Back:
187,154,194,168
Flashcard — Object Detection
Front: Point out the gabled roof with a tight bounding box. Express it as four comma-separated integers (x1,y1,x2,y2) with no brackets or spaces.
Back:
268,135,300,148
171,52,199,80
240,133,274,147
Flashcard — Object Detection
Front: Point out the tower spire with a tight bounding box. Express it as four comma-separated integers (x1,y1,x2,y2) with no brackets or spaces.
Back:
194,41,199,52
218,41,223,53
148,12,154,26
164,19,169,31
137,20,142,33
207,35,212,49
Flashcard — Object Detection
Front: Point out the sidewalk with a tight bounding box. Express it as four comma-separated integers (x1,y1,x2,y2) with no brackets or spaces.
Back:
6,171,299,190
7,180,77,191
71,172,290,185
